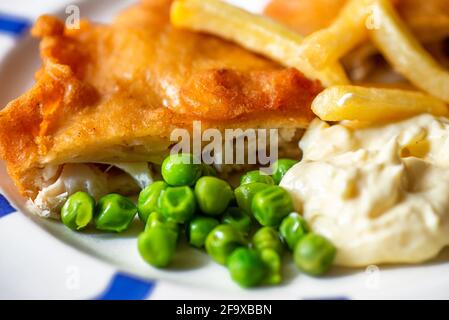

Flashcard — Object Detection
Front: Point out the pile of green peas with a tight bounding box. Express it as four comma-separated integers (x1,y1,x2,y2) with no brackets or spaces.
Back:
60,154,337,288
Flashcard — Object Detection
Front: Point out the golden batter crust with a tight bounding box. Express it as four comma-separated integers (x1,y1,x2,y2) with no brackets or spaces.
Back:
0,0,321,198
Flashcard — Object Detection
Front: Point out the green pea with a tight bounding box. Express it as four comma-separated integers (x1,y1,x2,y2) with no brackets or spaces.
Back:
187,216,220,248
234,182,271,215
94,194,137,232
161,153,202,186
194,176,233,216
205,224,246,265
251,186,294,227
252,227,283,256
280,212,309,250
240,170,275,186
294,233,336,276
222,207,252,235
138,227,178,268
260,249,282,285
61,191,95,231
137,181,168,223
227,247,266,288
145,211,179,234
159,186,196,223
202,163,217,177
272,159,298,184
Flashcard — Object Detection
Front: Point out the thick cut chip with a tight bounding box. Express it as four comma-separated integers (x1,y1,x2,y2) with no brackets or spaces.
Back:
264,0,449,43
297,0,376,69
264,0,449,83
170,0,349,86
312,86,448,122
369,0,449,103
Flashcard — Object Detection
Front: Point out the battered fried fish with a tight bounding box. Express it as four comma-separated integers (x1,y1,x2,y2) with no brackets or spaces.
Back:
0,0,321,216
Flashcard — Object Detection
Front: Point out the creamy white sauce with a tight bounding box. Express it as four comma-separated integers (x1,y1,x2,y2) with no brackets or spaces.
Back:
281,114,449,267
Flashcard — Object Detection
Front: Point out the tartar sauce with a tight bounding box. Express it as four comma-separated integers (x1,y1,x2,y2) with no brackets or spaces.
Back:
281,114,449,266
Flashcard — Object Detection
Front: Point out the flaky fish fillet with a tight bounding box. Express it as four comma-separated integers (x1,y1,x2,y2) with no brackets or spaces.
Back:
0,0,321,215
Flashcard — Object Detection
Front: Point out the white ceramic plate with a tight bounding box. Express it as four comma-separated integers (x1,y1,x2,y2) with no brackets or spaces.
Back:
1,0,449,299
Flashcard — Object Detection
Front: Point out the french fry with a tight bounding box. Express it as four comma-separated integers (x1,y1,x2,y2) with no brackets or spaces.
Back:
369,0,449,103
312,86,448,122
298,0,375,69
170,0,349,87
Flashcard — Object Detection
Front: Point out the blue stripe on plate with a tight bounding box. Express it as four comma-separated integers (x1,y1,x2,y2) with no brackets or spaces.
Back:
0,194,15,218
96,272,156,300
0,13,31,36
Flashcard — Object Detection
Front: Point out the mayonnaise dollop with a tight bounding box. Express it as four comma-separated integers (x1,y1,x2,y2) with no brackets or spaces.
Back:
280,114,449,267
